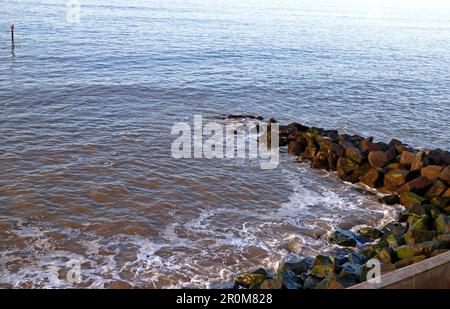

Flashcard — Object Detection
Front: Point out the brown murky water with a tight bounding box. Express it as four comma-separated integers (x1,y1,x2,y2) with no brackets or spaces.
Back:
1,0,449,288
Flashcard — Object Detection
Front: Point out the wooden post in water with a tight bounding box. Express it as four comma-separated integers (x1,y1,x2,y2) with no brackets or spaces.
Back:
10,24,15,47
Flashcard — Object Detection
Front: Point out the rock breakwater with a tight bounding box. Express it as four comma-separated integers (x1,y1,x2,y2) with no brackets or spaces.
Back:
233,119,450,289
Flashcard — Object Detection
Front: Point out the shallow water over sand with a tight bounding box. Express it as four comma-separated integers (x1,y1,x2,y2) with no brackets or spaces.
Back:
0,0,449,288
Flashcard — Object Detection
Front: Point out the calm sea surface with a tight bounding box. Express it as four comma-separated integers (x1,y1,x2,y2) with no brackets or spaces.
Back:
0,0,449,288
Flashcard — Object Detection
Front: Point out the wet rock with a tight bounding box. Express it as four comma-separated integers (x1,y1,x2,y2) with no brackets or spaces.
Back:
284,122,309,134
311,142,343,171
430,249,449,257
347,252,368,265
385,147,397,162
329,229,357,247
425,180,448,199
395,241,438,259
302,139,319,160
235,273,267,288
411,150,430,171
421,165,444,181
368,151,388,168
400,192,426,208
260,279,282,289
360,168,384,188
359,137,386,154
399,151,417,167
409,215,431,231
310,255,335,278
345,146,365,164
444,188,450,198
278,257,314,276
288,139,306,155
378,194,400,205
394,255,426,269
276,268,302,289
384,233,403,248
404,230,436,244
398,204,426,222
434,214,450,234
381,221,408,237
386,163,401,171
302,275,321,289
398,176,433,195
315,273,344,289
357,227,384,239
438,166,450,184
375,247,395,263
424,204,442,220
384,169,411,192
337,157,364,183
226,114,264,121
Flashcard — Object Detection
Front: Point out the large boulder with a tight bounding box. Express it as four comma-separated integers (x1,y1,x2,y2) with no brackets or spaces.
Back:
425,180,448,199
438,166,450,184
287,138,306,155
301,139,319,160
337,157,364,183
359,137,386,154
400,192,426,208
277,257,314,276
404,230,436,244
399,151,417,167
368,151,388,168
434,214,450,234
384,169,411,192
411,150,430,171
329,229,358,247
360,168,384,188
394,241,438,259
421,165,444,181
398,176,433,194
276,268,302,289
345,146,365,164
310,255,335,278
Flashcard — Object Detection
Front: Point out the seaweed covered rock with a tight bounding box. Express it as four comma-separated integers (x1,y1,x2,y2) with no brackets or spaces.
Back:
360,168,384,188
394,241,438,259
434,214,450,234
310,255,335,278
235,272,267,288
345,146,365,164
404,230,436,244
400,192,426,208
384,169,411,192
337,158,364,183
357,227,384,239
